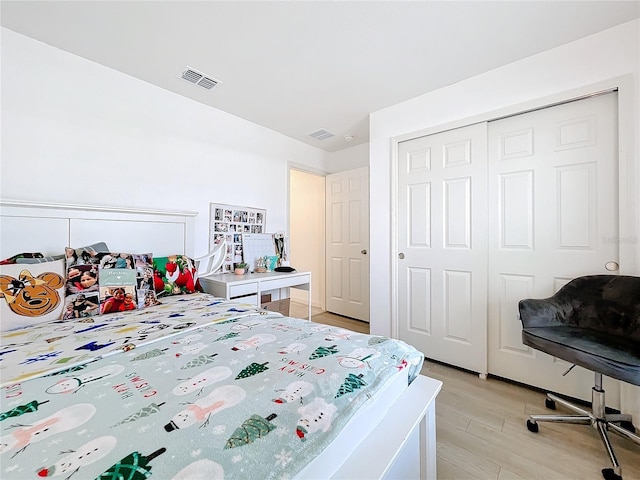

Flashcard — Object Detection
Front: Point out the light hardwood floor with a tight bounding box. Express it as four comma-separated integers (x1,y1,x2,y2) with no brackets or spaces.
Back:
292,303,640,480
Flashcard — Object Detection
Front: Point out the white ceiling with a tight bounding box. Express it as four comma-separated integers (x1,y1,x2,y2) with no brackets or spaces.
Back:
2,1,638,152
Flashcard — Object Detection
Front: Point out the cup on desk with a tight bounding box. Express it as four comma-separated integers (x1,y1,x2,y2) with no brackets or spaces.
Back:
266,256,278,271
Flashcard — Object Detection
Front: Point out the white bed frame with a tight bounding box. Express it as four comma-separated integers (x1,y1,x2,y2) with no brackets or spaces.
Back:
0,199,443,479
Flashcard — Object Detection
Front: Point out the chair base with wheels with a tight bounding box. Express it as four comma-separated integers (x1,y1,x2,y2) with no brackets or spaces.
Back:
519,275,640,480
526,372,639,480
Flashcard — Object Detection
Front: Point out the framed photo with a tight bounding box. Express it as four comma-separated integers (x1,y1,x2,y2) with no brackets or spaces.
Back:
209,203,267,273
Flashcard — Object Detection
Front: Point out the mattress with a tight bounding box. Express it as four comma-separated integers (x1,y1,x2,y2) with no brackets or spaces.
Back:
0,293,424,479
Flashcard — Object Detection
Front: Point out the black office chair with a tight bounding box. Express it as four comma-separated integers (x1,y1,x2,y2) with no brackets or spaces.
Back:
518,275,640,480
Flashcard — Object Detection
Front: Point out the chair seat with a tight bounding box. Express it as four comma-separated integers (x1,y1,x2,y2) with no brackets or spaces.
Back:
522,326,640,386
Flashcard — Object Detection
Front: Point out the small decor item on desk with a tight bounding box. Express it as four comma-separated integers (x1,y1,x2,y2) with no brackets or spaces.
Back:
266,255,278,271
234,262,248,275
254,257,267,273
274,266,296,273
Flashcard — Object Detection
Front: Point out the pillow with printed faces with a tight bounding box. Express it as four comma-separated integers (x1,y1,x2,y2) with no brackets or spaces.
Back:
153,254,201,296
0,259,66,331
63,242,110,268
64,251,160,317
95,252,160,316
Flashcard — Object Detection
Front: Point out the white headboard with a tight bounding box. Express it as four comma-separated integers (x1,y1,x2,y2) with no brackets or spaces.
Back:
0,200,198,259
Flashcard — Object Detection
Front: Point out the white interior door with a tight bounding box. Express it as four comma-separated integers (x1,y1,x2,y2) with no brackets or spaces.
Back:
326,167,370,321
487,92,620,405
396,123,488,374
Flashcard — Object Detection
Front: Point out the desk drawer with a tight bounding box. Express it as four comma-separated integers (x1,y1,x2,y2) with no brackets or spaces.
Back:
260,273,311,291
229,282,258,298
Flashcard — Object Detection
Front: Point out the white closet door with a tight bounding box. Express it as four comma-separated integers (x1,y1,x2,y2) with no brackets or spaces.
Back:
487,92,620,406
326,167,370,322
397,123,488,374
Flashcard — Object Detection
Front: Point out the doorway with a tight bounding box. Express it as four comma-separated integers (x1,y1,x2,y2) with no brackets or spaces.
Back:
289,168,325,313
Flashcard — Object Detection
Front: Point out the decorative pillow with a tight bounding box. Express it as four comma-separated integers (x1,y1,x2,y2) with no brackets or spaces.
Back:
64,242,110,268
0,259,66,331
153,255,200,296
0,252,45,265
64,250,159,318
16,254,65,264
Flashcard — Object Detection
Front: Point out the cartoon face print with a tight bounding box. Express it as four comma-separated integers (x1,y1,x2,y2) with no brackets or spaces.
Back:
0,269,64,317
229,319,266,332
172,333,203,345
172,366,232,396
273,381,314,404
296,397,337,441
175,343,207,357
45,364,125,394
35,435,117,477
165,385,245,431
231,333,276,351
277,343,307,355
324,329,353,342
337,348,380,369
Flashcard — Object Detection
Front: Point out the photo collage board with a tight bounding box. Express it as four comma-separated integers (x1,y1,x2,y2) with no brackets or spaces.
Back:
209,203,266,273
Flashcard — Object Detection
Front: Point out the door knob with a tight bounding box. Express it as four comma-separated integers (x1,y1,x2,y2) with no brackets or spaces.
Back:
398,253,405,259
605,261,619,271
361,249,367,255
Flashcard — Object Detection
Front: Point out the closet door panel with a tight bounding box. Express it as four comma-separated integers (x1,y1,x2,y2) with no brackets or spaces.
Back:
488,92,620,406
397,123,488,374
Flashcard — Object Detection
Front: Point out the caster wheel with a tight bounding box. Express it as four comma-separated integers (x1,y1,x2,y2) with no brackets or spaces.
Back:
545,398,556,410
526,419,539,433
601,468,622,480
620,421,636,433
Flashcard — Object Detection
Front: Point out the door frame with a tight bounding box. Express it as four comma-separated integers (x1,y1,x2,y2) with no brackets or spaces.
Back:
390,74,637,340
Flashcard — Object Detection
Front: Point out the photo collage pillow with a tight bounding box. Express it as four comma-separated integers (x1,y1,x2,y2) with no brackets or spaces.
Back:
64,248,160,319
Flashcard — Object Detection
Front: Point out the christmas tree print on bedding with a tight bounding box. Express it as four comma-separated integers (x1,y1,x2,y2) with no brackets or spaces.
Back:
1,297,424,480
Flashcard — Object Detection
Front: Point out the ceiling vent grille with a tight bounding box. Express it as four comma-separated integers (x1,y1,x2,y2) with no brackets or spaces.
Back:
308,129,335,141
181,67,221,90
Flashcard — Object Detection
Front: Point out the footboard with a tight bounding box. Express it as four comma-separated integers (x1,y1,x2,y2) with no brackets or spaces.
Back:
331,375,442,479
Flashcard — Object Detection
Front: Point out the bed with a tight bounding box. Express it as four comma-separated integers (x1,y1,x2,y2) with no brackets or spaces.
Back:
0,200,442,479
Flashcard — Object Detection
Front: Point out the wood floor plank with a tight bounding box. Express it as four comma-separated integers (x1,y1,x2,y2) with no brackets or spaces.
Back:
301,308,640,480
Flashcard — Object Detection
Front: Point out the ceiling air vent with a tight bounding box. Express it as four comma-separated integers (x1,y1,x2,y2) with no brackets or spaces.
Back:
308,129,335,141
181,67,221,90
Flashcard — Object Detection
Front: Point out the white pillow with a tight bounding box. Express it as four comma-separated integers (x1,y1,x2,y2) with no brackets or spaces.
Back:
0,259,66,332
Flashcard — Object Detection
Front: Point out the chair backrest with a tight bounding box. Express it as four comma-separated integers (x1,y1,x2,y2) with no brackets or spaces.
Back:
195,238,227,278
551,275,640,340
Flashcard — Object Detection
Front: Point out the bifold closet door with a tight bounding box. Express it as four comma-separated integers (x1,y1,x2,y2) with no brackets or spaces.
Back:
397,123,488,375
487,92,620,406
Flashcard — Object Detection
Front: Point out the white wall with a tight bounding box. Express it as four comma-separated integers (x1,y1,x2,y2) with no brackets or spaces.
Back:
369,19,640,422
325,141,369,173
0,28,328,257
369,19,639,336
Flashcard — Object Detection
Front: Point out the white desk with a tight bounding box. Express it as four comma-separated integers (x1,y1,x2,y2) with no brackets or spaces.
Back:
199,271,312,319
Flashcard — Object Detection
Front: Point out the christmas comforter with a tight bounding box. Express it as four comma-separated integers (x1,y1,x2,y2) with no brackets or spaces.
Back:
0,293,424,480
